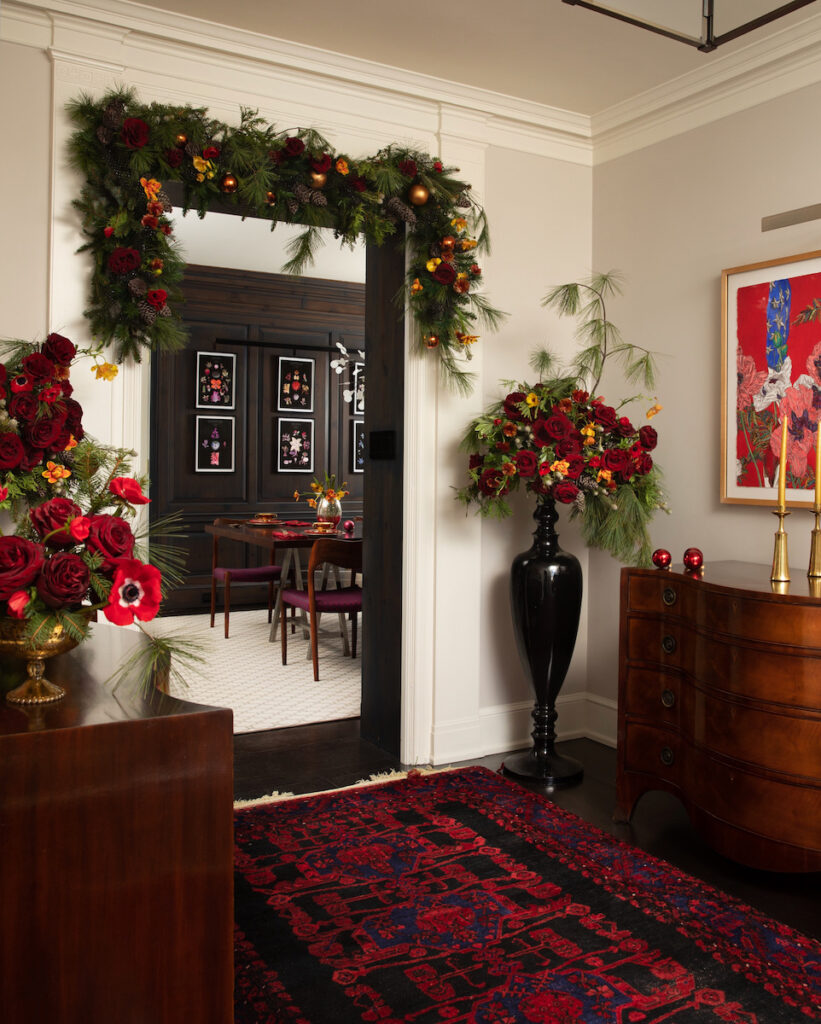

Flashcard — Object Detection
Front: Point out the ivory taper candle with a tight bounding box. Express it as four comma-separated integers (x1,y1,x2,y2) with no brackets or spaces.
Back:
778,417,788,511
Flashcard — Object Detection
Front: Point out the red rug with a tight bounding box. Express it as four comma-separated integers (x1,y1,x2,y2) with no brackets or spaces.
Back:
233,767,821,1022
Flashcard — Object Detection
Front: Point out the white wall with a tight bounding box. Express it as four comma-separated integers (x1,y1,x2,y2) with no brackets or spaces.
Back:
590,81,821,708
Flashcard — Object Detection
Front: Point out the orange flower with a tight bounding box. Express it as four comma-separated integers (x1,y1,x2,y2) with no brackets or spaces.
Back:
502,462,516,477
335,158,349,175
647,403,663,419
64,434,78,451
307,498,317,508
454,273,470,294
550,459,570,476
411,278,424,294
140,176,162,201
557,398,573,413
42,461,71,484
502,421,517,437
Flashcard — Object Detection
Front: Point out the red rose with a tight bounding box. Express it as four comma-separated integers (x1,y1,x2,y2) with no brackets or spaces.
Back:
478,467,508,497
25,415,65,451
591,402,618,430
398,159,417,177
159,223,172,236
42,333,76,366
432,262,457,286
495,441,510,453
147,201,164,218
350,177,367,192
616,416,635,438
109,476,150,505
202,145,220,160
36,552,90,609
6,590,30,619
0,536,44,600
564,455,585,479
62,397,84,438
121,117,150,149
468,453,484,470
70,516,91,542
104,226,114,237
104,558,162,625
503,392,528,422
634,451,653,475
639,425,658,451
433,160,443,172
533,414,572,447
284,137,305,157
0,433,26,471
86,514,135,570
30,497,83,547
61,380,74,398
165,148,184,168
470,264,481,276
310,153,331,172
552,480,580,504
141,214,159,229
9,392,38,423
601,448,631,475
146,289,167,310
555,436,582,458
0,365,6,386
512,450,538,477
107,248,141,275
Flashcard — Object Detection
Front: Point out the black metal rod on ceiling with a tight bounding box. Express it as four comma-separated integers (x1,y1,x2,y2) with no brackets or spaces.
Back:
561,0,817,52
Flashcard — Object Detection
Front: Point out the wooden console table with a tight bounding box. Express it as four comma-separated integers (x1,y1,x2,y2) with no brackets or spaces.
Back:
616,561,821,872
0,624,234,1023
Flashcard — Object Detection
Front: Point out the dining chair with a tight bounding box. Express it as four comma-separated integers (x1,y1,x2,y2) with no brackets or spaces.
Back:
280,538,363,681
210,518,282,639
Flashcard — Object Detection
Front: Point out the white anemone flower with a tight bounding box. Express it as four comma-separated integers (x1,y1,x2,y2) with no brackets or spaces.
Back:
753,357,793,412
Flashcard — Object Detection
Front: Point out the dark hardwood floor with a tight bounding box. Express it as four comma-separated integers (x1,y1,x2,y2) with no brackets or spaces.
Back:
234,721,821,942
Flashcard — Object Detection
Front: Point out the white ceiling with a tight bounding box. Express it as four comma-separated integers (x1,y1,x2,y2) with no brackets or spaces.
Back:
135,0,819,115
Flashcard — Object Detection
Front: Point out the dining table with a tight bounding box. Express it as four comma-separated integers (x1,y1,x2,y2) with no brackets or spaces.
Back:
204,516,363,652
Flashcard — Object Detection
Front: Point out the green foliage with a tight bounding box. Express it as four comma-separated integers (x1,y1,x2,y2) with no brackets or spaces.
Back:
107,631,207,697
66,89,506,392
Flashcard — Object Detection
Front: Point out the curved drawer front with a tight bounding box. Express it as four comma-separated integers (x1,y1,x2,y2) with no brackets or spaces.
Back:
691,749,821,852
626,618,683,668
623,722,680,787
623,667,681,727
627,576,687,618
693,633,821,708
694,590,821,647
694,693,821,778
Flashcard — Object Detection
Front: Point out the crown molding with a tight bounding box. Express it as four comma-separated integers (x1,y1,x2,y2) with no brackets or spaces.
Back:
1,0,593,164
592,8,821,163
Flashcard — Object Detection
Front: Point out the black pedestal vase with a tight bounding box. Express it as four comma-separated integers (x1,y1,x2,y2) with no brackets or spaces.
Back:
503,498,584,786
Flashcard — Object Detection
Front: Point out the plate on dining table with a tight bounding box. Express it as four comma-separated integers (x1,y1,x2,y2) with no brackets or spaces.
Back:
246,516,281,526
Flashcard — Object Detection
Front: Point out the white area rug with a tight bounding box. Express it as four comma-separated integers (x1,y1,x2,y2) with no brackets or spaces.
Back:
149,609,361,734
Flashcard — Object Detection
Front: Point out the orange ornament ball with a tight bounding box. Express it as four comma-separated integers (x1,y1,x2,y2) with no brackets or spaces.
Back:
265,191,277,205
220,173,239,194
310,171,327,189
440,235,456,252
424,333,440,349
174,132,188,147
408,184,430,206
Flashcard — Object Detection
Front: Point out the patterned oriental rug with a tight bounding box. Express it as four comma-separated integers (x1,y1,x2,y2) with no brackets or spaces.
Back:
233,767,821,1023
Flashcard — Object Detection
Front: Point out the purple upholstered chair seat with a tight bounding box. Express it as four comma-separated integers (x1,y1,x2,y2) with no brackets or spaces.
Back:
278,585,361,613
210,518,284,638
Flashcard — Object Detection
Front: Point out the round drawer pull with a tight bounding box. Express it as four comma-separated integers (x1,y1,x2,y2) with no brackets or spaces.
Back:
660,746,675,766
661,634,677,654
662,587,677,606
661,688,676,708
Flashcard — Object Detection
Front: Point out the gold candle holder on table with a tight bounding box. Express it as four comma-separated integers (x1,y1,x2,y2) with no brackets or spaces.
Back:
771,509,790,583
808,504,821,579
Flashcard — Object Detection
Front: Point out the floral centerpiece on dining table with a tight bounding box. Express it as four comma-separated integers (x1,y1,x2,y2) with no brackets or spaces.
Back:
293,472,349,525
0,333,193,701
456,272,667,566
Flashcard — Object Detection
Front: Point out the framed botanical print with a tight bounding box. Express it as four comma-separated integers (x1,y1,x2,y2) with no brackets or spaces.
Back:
277,356,314,413
196,351,235,409
195,415,235,473
352,420,365,473
721,250,821,506
277,418,314,473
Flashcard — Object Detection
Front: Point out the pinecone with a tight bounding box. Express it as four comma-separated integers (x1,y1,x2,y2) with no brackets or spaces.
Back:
101,99,125,129
455,192,471,208
384,196,417,226
425,303,447,320
138,300,157,324
310,190,328,207
156,188,173,212
185,140,198,157
292,182,312,203
108,302,122,319
287,198,300,215
96,125,114,146
128,278,148,297
159,305,172,318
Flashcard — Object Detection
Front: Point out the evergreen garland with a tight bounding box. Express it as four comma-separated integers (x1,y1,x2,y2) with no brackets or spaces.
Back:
67,89,505,392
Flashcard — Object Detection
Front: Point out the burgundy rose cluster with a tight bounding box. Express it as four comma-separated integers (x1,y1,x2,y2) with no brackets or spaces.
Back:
467,387,659,506
0,334,83,475
0,480,161,628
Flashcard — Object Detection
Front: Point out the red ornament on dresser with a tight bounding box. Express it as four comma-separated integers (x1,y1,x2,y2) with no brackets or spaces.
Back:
683,547,704,572
343,520,355,533
652,548,672,570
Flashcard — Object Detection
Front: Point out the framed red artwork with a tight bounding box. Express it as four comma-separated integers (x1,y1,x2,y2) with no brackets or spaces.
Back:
721,250,821,506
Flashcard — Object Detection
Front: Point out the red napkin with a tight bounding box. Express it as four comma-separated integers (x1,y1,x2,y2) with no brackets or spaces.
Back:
271,530,303,539
280,520,309,527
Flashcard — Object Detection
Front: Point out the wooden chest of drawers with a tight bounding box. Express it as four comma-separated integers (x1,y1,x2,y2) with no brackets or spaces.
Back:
616,561,821,872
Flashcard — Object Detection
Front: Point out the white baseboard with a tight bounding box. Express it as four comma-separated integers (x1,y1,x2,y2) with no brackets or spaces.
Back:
429,691,615,765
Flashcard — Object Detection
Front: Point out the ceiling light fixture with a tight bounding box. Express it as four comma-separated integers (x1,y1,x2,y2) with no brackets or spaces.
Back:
562,0,818,52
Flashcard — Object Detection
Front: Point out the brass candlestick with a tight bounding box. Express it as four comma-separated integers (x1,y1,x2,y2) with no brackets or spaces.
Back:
771,509,790,583
809,504,821,579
